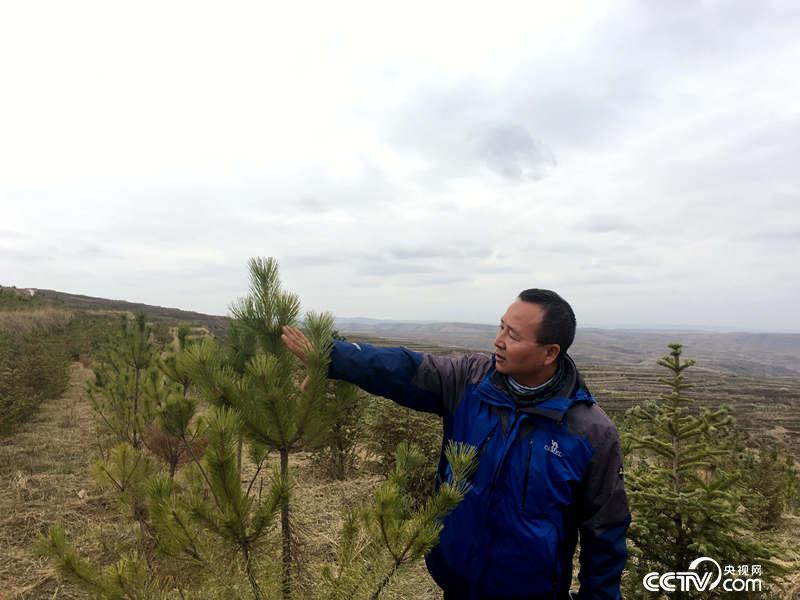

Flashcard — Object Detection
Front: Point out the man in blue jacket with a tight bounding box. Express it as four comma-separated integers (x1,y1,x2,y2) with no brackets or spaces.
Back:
282,289,630,599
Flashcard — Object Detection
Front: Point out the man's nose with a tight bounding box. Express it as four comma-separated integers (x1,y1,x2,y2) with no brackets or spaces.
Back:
494,331,505,349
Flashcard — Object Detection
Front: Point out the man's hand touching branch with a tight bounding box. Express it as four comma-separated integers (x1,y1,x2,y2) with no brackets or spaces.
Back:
281,325,312,392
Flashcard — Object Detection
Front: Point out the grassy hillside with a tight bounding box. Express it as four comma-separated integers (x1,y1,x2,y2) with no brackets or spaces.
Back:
30,288,231,339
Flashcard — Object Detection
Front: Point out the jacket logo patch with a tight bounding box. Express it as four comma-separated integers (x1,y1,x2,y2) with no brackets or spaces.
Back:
544,439,564,458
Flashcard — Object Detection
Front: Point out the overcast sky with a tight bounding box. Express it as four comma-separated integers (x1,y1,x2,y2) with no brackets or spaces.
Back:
1,0,798,332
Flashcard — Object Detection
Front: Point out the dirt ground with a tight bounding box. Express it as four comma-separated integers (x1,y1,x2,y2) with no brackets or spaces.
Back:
0,362,113,599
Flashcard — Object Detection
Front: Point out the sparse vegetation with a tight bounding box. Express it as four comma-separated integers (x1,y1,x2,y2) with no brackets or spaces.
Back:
0,286,49,310
320,441,477,600
1,281,799,598
363,396,442,476
312,379,367,480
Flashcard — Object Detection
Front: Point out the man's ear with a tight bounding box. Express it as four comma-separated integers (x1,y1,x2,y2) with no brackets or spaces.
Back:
544,344,561,367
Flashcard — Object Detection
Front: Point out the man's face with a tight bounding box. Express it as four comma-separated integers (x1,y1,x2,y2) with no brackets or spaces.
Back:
493,300,560,385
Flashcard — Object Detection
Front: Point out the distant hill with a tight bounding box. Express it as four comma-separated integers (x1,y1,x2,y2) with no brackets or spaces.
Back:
20,287,231,339
335,317,800,378
6,288,799,377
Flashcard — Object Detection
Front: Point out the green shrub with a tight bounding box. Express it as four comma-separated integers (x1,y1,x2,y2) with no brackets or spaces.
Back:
735,447,800,529
0,287,47,310
363,395,442,475
311,380,366,480
0,326,71,435
64,314,120,363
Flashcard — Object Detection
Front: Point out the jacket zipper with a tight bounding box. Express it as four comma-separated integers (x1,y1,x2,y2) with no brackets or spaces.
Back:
520,437,534,507
461,428,495,488
477,429,495,461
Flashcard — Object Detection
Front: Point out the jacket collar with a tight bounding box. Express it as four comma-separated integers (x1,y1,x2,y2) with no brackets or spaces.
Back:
481,354,594,422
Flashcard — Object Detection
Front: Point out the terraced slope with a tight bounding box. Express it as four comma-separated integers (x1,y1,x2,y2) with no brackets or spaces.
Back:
582,364,800,454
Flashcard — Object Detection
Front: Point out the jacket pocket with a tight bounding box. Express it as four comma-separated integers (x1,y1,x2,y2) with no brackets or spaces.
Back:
483,516,559,595
437,487,490,584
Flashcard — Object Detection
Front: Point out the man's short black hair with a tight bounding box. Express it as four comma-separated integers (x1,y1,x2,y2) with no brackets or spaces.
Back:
517,288,576,353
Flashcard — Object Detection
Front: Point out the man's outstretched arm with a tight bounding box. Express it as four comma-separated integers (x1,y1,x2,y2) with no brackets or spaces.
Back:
328,336,447,414
281,325,489,415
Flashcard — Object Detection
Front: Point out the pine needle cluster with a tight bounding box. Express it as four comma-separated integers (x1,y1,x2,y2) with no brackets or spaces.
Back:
321,441,477,600
42,524,167,600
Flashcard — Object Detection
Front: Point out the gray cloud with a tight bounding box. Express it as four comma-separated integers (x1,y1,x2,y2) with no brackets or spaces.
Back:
293,195,330,211
383,82,560,184
744,228,800,243
380,0,800,194
573,215,643,235
404,274,473,287
0,229,28,239
359,262,443,277
472,264,532,275
572,272,647,286
283,250,367,268
387,245,444,260
283,162,397,211
70,243,121,259
474,124,556,181
387,245,493,260
0,245,51,262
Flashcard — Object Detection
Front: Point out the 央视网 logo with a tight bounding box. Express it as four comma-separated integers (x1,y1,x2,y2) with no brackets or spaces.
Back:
643,556,763,593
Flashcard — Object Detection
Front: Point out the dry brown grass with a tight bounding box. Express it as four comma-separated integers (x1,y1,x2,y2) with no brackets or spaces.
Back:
0,363,443,600
765,513,800,599
0,309,73,335
288,453,443,600
0,362,117,599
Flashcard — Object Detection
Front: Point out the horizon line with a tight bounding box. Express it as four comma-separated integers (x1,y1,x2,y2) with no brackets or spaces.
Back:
4,285,799,336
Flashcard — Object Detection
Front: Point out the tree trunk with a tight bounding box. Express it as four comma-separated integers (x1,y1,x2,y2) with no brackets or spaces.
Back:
242,544,264,600
132,367,141,449
280,447,291,599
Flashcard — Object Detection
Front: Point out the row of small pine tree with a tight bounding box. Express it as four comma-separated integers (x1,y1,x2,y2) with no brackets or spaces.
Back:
41,257,476,599
0,304,117,435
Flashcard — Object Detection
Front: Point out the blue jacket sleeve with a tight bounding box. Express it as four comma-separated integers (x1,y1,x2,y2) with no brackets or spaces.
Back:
328,340,446,415
576,426,631,600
